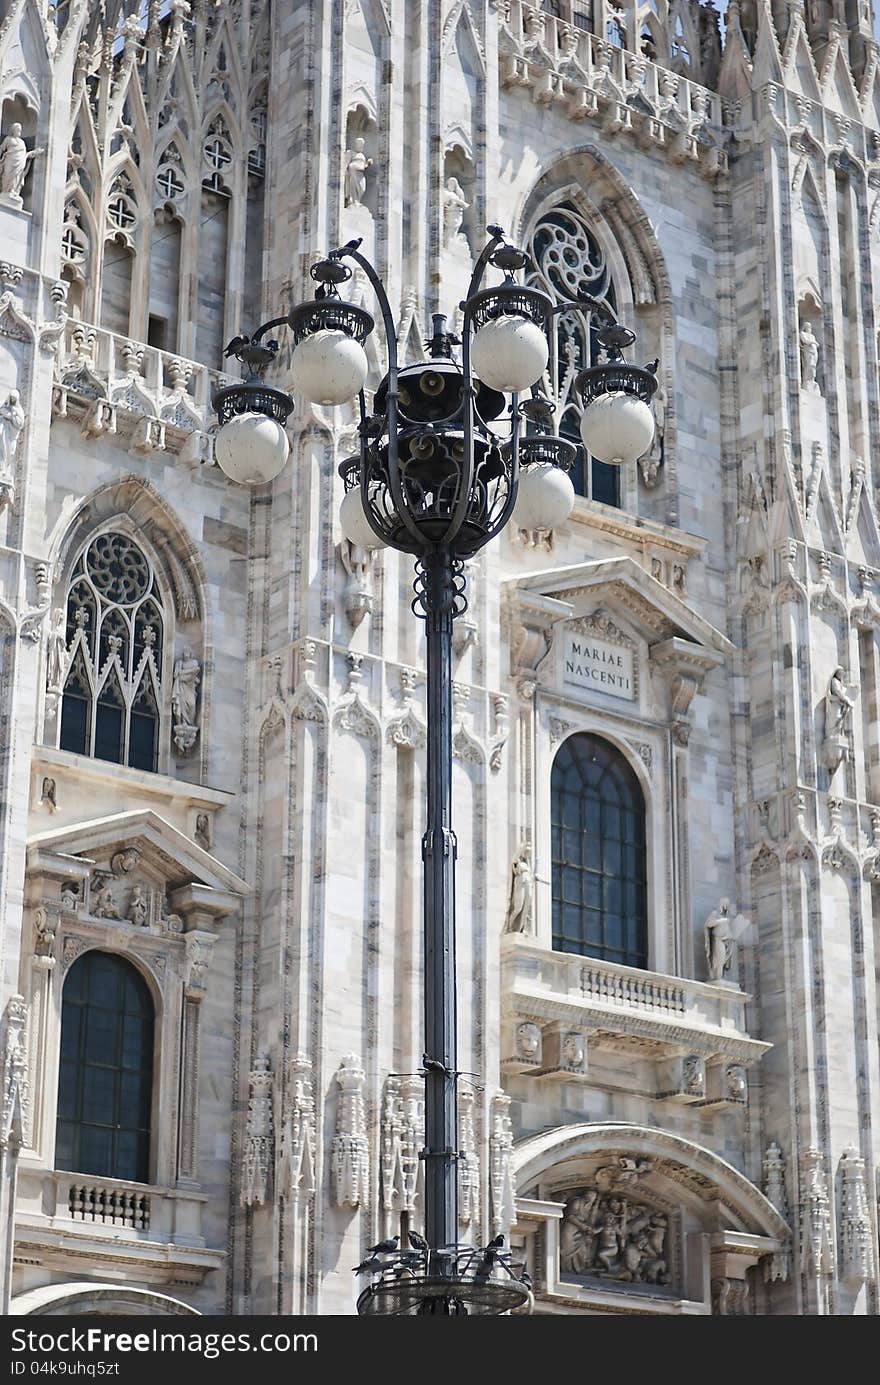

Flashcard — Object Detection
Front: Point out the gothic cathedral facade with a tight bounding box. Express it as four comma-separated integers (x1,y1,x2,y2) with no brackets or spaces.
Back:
0,0,878,1317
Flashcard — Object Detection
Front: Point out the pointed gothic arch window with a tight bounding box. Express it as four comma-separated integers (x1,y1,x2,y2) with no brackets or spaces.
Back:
527,201,621,506
56,951,154,1183
551,733,648,967
59,531,165,772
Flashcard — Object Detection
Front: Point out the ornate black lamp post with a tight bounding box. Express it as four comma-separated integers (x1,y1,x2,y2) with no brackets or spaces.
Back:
213,226,657,1315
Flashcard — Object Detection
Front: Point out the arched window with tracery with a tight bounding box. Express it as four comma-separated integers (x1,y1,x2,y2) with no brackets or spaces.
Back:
59,531,165,772
551,733,648,967
56,951,154,1183
527,202,620,506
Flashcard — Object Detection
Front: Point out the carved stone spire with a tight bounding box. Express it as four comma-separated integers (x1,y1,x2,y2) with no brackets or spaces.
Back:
457,1083,480,1229
489,1090,516,1239
241,1054,274,1208
839,1146,873,1285
278,1053,316,1203
330,1054,369,1209
799,1146,835,1280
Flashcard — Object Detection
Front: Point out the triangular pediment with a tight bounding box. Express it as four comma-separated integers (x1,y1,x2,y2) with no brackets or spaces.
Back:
509,557,732,658
28,809,248,898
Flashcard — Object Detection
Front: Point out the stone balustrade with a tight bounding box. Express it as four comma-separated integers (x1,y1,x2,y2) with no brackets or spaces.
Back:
51,319,236,458
11,1166,222,1287
66,1179,151,1231
502,935,768,1070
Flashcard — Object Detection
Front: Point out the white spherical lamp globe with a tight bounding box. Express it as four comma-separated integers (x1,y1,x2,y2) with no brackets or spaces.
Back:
339,486,386,550
579,391,655,467
471,316,549,394
214,412,290,485
291,330,369,406
511,462,575,532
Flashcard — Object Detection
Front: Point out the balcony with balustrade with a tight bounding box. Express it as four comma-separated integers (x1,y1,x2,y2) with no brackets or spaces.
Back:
12,1167,222,1288
501,935,768,1103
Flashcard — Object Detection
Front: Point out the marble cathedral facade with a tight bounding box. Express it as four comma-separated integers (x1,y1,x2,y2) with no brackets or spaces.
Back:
0,0,878,1317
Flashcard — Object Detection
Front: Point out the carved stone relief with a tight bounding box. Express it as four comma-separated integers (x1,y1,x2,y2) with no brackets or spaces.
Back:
559,1185,671,1287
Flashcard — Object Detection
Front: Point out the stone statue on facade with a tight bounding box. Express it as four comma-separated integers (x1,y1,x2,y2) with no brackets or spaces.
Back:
46,609,67,692
0,124,43,203
343,137,372,207
171,645,201,752
799,321,821,394
704,898,734,981
822,666,855,776
638,383,665,487
442,176,469,250
505,844,534,934
824,666,854,739
127,883,148,928
703,899,750,982
0,390,24,509
91,873,119,919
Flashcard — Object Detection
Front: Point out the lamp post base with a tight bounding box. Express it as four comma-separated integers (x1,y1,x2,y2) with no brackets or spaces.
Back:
357,1275,532,1317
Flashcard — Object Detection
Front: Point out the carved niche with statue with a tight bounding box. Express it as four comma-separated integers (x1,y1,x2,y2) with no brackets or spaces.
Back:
558,1157,676,1291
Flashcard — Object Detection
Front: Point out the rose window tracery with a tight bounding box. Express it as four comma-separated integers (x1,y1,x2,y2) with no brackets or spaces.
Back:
527,202,619,505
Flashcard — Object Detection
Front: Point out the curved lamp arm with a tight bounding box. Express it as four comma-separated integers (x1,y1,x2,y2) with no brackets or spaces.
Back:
328,242,426,551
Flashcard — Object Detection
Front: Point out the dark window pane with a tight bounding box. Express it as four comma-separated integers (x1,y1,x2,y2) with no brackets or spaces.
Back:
79,1126,113,1175
56,952,154,1181
94,700,123,764
60,693,89,755
55,1122,75,1171
84,1011,120,1063
591,460,619,507
81,1066,116,1122
128,711,157,772
551,733,647,968
115,1130,147,1183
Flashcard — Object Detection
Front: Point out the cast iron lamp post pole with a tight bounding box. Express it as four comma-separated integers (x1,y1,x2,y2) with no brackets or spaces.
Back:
212,224,658,1315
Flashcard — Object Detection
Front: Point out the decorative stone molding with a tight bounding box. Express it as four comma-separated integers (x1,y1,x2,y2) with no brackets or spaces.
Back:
330,1054,369,1210
241,1055,274,1209
535,1023,589,1081
1,996,29,1152
334,657,379,739
489,693,508,772
183,931,215,1001
656,1054,705,1103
